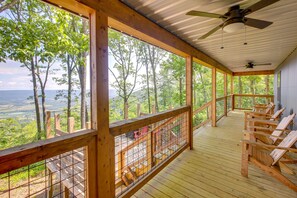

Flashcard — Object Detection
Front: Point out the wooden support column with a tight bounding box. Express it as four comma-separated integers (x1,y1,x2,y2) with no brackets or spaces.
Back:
186,56,193,149
231,75,234,110
224,74,227,116
90,10,114,198
212,67,217,127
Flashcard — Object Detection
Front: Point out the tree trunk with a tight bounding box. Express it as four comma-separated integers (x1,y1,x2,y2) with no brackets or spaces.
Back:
265,75,270,94
179,77,182,106
31,58,42,139
67,55,72,132
238,76,242,108
77,20,87,129
145,62,151,113
251,79,255,106
198,70,209,117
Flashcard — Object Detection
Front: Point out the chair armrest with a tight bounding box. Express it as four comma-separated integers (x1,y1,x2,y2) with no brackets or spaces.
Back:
246,119,278,125
243,130,284,140
241,140,297,153
247,126,274,132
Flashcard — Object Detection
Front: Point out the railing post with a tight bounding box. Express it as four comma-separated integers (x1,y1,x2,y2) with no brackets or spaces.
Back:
212,67,217,127
46,111,52,139
54,113,61,131
224,73,227,116
68,117,75,133
90,10,114,197
186,56,193,149
231,75,234,110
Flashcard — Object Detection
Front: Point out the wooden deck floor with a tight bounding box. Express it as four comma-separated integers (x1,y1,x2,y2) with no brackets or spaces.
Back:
132,111,297,198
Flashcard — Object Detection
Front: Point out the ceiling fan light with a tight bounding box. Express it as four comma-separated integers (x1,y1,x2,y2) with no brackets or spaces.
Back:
223,22,245,33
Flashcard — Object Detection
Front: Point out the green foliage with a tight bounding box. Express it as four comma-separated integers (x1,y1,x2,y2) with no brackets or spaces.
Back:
0,118,37,150
193,62,212,110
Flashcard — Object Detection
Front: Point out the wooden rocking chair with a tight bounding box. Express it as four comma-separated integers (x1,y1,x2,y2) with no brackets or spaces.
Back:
244,107,285,130
245,114,295,145
253,102,275,115
241,130,297,192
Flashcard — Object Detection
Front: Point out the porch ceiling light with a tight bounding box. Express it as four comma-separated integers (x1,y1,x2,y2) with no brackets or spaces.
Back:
223,21,245,33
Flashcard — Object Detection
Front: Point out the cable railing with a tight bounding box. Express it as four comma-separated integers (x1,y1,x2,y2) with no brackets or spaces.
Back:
193,101,211,130
110,106,190,197
232,94,274,110
0,129,96,198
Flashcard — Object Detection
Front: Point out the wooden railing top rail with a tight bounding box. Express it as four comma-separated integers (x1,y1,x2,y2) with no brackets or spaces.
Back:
233,94,274,98
216,96,225,102
110,106,191,137
0,129,96,174
193,101,211,115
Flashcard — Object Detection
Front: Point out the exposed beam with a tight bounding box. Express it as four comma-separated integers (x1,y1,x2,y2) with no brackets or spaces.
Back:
78,0,232,74
44,0,91,18
233,70,274,76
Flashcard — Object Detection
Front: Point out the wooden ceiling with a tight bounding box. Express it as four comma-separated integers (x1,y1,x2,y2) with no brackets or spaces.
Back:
120,0,297,72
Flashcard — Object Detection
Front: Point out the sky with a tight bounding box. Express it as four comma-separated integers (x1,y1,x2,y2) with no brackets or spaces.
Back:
0,59,74,90
0,54,119,91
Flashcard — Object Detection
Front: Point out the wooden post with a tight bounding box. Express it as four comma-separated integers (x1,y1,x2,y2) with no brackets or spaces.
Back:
211,67,217,127
46,111,51,139
241,132,250,177
231,75,234,110
224,73,227,116
54,113,61,131
47,169,53,197
186,56,193,149
90,10,114,197
137,103,141,117
117,152,122,179
146,132,153,169
68,117,75,133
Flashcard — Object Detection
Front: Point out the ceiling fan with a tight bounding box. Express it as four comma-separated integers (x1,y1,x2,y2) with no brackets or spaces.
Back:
232,62,272,69
186,0,279,39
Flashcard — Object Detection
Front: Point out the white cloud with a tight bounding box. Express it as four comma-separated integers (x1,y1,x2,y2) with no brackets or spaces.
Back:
8,82,17,85
0,81,2,84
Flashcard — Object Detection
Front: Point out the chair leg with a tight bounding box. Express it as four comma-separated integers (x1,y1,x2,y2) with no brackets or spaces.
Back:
251,157,297,192
241,142,249,177
47,169,53,198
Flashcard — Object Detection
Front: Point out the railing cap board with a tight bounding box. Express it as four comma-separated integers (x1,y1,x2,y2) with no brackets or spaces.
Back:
0,129,96,174
109,106,190,137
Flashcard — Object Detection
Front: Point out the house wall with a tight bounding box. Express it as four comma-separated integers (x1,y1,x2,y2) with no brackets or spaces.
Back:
274,47,297,129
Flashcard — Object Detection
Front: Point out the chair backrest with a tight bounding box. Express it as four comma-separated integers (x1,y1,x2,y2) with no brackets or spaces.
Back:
264,103,275,114
270,130,297,165
270,113,296,143
270,108,285,120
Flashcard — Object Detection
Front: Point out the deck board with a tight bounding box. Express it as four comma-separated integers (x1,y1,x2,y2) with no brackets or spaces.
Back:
134,111,297,198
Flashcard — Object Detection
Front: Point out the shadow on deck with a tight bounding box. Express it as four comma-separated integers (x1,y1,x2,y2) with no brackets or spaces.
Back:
133,111,297,198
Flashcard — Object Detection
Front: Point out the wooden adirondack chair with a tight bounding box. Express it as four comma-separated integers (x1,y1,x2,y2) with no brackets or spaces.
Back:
241,130,297,192
244,107,285,130
246,114,296,145
253,102,275,115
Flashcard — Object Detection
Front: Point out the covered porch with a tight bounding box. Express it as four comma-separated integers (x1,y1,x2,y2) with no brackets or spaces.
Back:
133,111,297,198
1,0,297,198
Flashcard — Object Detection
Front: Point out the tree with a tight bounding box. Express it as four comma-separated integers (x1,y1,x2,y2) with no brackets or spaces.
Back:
54,12,89,130
108,29,142,119
160,54,185,107
141,44,167,112
0,0,60,139
0,0,18,13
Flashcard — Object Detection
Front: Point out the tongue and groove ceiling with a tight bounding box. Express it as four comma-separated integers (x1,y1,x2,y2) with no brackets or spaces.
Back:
120,0,297,72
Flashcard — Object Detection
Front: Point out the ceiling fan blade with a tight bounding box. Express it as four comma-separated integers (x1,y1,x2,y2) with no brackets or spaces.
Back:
243,0,280,15
186,10,225,18
198,24,224,39
254,63,272,66
245,18,273,29
230,66,246,68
